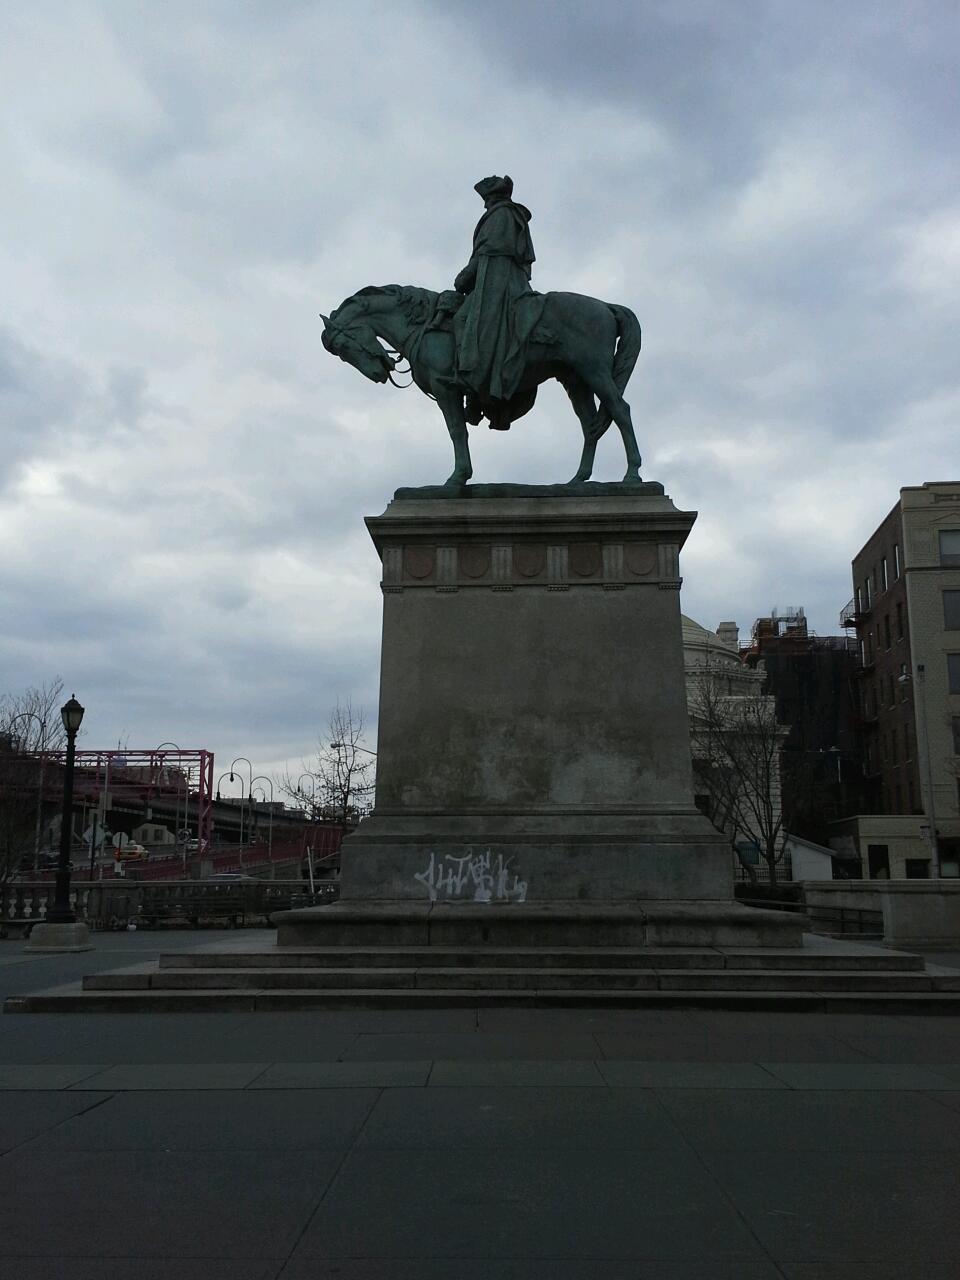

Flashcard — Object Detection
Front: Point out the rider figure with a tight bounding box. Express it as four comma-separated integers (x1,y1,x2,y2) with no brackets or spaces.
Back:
454,175,536,429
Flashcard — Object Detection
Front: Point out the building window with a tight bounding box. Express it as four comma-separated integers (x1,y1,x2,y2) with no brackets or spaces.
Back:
896,602,904,640
940,530,960,567
864,577,872,608
944,591,960,630
905,859,930,879
894,782,901,810
881,557,888,591
867,844,890,878
884,614,891,649
892,731,899,764
903,722,911,758
894,543,901,578
856,586,863,613
953,716,960,755
950,654,960,695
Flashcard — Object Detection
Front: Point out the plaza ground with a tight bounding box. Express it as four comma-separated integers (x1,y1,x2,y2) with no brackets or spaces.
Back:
1,929,960,1278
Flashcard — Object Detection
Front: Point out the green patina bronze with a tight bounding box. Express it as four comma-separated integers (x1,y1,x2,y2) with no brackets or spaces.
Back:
453,175,543,430
321,177,644,488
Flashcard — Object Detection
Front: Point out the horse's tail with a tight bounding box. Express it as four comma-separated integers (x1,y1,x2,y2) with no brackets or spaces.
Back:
588,303,642,441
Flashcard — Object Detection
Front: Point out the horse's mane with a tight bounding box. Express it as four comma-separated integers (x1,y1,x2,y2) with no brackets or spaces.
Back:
345,284,439,327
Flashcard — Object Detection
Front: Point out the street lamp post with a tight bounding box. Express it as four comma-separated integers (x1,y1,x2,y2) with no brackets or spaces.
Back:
296,772,317,818
251,776,275,863
230,757,253,872
25,696,93,952
217,771,247,873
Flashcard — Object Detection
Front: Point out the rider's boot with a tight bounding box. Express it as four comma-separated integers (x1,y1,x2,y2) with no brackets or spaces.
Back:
464,394,483,425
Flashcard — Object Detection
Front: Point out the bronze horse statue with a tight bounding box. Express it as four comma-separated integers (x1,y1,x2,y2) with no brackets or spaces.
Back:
321,284,642,487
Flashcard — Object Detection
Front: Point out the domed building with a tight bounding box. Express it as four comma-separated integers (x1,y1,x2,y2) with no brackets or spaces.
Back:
681,617,765,701
681,615,785,881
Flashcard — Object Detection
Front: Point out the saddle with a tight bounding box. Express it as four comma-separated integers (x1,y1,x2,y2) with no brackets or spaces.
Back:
431,291,542,430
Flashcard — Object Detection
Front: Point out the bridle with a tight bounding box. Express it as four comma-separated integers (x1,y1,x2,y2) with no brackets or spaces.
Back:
321,308,420,392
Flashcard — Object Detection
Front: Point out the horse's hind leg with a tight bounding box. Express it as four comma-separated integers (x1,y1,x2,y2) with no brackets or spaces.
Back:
593,374,641,482
559,374,600,483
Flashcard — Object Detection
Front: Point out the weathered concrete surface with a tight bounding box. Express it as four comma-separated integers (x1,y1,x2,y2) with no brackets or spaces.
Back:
804,880,960,946
273,901,804,948
345,487,734,908
23,921,93,953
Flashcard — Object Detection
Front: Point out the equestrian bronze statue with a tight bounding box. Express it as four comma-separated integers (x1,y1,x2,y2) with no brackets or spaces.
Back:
321,176,643,487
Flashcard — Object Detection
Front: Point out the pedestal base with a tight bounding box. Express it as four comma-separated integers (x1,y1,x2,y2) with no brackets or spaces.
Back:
341,811,732,903
274,900,804,949
24,922,93,953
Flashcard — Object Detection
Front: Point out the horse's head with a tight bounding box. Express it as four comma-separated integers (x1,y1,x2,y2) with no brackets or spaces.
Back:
321,303,396,385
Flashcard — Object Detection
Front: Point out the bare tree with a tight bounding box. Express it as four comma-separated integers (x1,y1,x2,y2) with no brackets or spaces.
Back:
0,678,67,880
0,740,38,882
688,668,788,887
279,699,376,824
0,678,67,753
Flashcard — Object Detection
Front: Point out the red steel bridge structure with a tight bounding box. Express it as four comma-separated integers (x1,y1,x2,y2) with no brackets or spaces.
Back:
35,748,216,854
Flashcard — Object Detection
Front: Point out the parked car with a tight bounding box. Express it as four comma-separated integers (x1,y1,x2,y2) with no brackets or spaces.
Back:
115,843,148,861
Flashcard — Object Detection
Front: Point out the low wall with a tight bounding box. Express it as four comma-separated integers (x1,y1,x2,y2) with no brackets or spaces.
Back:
803,880,960,946
1,879,337,934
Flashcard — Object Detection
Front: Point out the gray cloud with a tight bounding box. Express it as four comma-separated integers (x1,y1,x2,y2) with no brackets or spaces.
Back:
1,0,957,776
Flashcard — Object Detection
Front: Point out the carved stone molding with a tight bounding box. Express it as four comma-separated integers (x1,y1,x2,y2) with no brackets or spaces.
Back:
491,545,513,583
404,545,435,580
624,543,657,577
515,544,546,578
459,545,490,579
569,542,602,578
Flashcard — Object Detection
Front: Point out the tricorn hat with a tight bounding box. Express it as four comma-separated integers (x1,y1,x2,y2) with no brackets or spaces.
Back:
474,174,513,200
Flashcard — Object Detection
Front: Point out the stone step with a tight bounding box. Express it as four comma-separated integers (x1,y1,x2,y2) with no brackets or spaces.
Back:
9,985,960,1014
158,946,925,973
83,966,948,994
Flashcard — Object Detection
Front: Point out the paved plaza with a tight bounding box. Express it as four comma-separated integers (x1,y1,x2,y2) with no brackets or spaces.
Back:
1,930,960,1277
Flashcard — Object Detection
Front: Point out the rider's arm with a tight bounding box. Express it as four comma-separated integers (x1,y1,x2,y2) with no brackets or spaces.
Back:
454,257,478,294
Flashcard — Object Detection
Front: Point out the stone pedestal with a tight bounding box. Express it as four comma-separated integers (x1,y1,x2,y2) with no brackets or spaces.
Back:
344,483,734,907
24,921,93,953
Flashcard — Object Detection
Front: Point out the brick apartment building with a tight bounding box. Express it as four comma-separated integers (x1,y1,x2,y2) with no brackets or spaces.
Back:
837,481,960,878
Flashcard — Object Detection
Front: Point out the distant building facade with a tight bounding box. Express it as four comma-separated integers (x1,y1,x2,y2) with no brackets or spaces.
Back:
681,616,785,879
839,481,960,878
741,607,865,846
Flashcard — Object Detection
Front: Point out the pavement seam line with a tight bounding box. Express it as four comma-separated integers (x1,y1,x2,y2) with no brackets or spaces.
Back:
0,1089,117,1158
648,1084,791,1278
244,1062,274,1089
274,1085,385,1271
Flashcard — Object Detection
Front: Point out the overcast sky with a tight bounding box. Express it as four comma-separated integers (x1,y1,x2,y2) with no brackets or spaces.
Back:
2,1,957,784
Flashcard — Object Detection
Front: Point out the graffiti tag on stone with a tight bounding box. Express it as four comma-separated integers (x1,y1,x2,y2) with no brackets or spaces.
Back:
414,849,528,903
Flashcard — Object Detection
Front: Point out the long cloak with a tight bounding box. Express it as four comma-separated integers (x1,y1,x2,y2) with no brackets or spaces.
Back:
454,200,545,415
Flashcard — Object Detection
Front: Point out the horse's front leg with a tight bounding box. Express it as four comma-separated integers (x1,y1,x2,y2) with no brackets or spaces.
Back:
436,386,472,486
